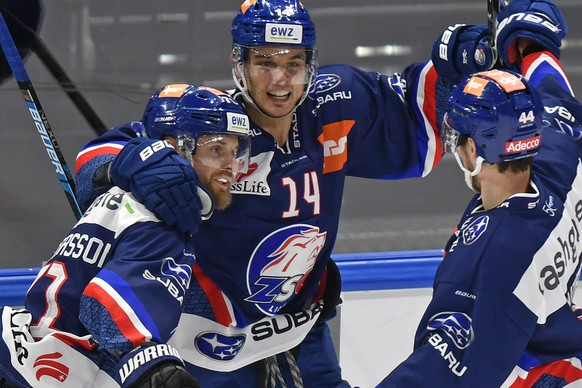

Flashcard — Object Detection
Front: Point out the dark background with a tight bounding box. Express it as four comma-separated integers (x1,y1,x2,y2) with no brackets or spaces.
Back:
0,0,580,268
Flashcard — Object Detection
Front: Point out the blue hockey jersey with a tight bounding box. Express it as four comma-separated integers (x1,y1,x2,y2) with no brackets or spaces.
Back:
16,187,195,385
378,53,582,387
74,61,443,371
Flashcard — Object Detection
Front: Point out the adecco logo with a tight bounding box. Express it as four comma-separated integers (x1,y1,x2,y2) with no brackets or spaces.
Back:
505,135,540,154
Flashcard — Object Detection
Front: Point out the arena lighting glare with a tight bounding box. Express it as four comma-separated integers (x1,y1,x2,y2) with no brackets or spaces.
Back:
355,44,412,58
158,54,188,65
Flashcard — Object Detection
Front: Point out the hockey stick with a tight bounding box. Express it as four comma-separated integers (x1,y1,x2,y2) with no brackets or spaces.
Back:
0,11,82,220
0,2,107,136
487,0,500,65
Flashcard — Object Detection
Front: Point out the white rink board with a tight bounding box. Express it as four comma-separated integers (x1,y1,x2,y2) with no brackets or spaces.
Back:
334,288,432,388
334,288,582,388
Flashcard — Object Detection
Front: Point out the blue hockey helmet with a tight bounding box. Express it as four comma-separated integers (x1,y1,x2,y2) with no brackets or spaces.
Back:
441,69,544,164
231,0,316,49
230,1,318,117
142,84,251,173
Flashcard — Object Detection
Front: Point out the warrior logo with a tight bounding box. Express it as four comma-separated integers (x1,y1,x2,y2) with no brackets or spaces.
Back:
427,312,474,349
246,225,327,315
195,333,246,361
161,257,192,292
462,215,489,245
33,352,69,383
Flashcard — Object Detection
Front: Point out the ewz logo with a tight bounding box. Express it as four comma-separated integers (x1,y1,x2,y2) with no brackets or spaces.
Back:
265,23,303,44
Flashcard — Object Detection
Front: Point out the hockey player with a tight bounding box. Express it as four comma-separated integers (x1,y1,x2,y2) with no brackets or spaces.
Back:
379,2,582,385
71,0,568,386
73,1,460,386
0,84,251,388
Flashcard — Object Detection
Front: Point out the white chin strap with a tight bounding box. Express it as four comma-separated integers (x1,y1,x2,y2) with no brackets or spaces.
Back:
454,152,485,193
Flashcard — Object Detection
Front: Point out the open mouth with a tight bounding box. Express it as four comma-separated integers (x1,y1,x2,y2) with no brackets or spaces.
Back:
214,175,233,189
267,90,291,100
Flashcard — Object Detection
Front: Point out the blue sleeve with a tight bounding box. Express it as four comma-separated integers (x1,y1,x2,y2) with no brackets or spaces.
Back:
75,122,142,211
522,52,582,138
79,222,194,353
379,239,538,387
315,62,444,180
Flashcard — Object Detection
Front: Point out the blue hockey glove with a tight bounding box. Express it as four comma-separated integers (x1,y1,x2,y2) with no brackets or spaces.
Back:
432,24,495,80
496,0,567,66
115,343,200,388
110,137,213,234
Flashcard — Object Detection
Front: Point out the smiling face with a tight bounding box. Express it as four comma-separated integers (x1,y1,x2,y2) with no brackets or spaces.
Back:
191,134,242,210
242,46,310,118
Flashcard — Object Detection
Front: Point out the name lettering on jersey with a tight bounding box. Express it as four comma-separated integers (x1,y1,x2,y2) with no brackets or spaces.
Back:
318,120,354,174
539,199,582,293
119,344,180,384
52,233,112,268
231,151,273,196
265,23,303,45
246,225,326,315
427,333,468,377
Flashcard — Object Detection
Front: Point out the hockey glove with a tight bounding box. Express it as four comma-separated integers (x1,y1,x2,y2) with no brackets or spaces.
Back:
110,137,213,234
496,0,567,66
431,24,495,80
115,343,200,388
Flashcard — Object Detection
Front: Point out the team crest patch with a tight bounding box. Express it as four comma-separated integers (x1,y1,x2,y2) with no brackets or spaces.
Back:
427,312,474,349
246,224,327,315
34,352,70,383
195,332,246,361
308,73,341,97
462,215,489,245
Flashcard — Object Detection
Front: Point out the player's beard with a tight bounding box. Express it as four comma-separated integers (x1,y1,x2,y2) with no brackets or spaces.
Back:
199,172,233,211
210,186,233,210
